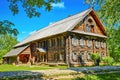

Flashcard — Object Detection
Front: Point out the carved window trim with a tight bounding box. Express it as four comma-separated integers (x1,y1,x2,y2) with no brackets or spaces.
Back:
86,24,91,32
84,16,96,33
80,51,84,62
87,39,92,47
101,42,106,48
101,52,105,57
87,52,91,61
72,36,78,46
72,51,77,62
96,41,100,48
80,38,85,47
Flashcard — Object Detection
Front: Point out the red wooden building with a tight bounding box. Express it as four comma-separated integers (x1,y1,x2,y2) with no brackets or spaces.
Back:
3,8,107,66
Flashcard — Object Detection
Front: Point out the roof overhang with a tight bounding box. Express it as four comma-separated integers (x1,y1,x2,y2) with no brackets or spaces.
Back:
70,30,107,39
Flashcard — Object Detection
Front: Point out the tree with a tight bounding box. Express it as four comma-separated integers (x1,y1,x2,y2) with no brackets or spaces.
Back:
0,35,18,62
84,0,104,8
0,20,19,62
107,27,120,62
0,20,19,36
7,0,60,18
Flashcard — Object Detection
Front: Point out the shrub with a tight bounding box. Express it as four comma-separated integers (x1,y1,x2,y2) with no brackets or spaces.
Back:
90,53,101,65
102,56,114,65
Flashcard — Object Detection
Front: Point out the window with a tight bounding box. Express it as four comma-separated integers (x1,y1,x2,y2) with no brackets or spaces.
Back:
72,36,78,46
104,42,106,48
86,25,91,32
80,38,84,46
80,52,84,62
87,52,91,61
38,42,42,48
49,40,52,47
60,53,65,62
72,52,77,62
61,37,65,46
101,52,105,57
101,42,104,48
87,39,92,47
88,18,93,23
96,41,100,48
51,39,56,47
54,53,59,61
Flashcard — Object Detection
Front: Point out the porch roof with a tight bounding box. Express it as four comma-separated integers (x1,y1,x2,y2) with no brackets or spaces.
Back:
36,48,46,53
3,45,29,57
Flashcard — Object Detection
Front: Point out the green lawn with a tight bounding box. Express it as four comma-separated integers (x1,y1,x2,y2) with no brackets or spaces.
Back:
74,72,120,80
0,64,67,71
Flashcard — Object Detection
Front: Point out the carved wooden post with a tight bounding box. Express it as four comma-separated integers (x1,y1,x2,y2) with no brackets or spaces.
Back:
17,56,20,64
66,34,71,68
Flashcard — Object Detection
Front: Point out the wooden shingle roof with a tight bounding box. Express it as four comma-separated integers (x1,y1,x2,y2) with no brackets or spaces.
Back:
15,8,106,47
3,45,29,57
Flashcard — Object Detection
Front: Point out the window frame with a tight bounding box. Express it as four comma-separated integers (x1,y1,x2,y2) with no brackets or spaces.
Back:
80,38,85,47
72,36,78,46
72,51,78,62
87,39,92,47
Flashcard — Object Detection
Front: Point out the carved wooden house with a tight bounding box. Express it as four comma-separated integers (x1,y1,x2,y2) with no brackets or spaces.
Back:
3,8,107,66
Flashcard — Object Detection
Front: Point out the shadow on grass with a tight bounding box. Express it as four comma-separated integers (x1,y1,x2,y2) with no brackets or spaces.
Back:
0,71,43,80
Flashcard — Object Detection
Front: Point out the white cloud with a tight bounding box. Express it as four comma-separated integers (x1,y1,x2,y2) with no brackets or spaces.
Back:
29,30,36,35
51,2,65,8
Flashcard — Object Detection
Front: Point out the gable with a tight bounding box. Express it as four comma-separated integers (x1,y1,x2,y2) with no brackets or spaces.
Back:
72,10,106,36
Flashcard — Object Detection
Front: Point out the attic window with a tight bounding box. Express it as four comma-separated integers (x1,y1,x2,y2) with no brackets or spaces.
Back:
88,19,93,23
86,25,91,32
91,25,94,27
84,16,96,33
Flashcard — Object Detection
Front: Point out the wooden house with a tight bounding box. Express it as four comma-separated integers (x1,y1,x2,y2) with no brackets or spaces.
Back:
3,8,107,66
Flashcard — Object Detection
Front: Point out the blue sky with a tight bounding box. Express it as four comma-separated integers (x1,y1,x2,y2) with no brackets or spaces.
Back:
0,0,91,42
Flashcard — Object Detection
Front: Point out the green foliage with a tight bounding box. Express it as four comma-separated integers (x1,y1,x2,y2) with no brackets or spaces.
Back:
102,56,114,65
90,53,101,65
0,20,19,36
90,53,101,61
0,35,18,61
7,0,60,18
106,27,120,62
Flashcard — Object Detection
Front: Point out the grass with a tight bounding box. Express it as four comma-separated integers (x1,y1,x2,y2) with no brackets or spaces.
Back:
0,64,67,72
73,72,120,80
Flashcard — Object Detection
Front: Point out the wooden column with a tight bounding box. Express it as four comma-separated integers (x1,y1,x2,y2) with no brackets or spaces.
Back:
17,56,20,64
66,34,71,68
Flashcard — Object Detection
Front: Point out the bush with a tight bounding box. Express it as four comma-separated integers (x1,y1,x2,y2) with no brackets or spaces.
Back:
102,56,114,65
90,53,101,65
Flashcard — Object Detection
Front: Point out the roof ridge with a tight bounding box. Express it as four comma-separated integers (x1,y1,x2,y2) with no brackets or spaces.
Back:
33,8,92,35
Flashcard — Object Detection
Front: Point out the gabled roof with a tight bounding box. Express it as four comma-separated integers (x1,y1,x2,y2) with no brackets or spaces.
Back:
15,8,106,47
3,45,29,57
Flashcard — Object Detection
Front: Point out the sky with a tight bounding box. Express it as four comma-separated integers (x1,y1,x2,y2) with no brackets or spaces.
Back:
0,0,91,42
